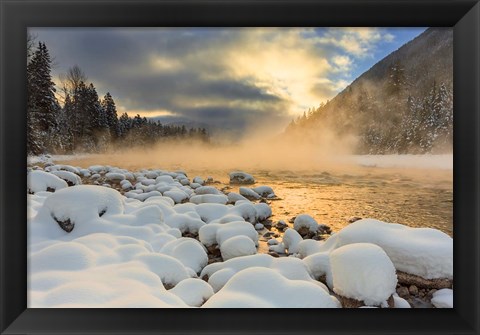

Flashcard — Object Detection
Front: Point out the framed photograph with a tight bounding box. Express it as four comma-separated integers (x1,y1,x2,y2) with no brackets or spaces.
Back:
1,0,479,334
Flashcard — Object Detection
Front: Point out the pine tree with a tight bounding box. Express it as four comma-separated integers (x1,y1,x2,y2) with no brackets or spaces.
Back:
27,42,59,154
102,92,119,139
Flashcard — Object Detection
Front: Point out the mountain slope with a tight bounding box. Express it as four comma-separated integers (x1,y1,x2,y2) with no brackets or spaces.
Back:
287,28,453,154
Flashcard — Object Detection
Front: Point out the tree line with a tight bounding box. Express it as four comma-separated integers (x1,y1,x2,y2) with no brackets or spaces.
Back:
27,40,209,155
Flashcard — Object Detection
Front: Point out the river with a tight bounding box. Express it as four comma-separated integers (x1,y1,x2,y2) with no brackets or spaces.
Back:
56,154,453,237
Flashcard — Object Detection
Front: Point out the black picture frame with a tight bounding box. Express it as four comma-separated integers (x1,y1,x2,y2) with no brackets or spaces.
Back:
1,0,479,334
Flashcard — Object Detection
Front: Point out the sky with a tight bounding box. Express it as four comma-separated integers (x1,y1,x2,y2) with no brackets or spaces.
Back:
31,27,426,134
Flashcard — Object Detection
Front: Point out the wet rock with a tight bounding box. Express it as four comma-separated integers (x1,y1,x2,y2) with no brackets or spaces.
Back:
337,295,364,308
397,271,453,289
297,226,313,238
348,216,363,223
397,286,410,299
410,297,434,308
261,219,273,227
318,224,332,235
268,252,280,258
275,220,288,230
386,295,395,308
206,245,221,257
263,231,275,238
409,285,419,295
52,216,74,233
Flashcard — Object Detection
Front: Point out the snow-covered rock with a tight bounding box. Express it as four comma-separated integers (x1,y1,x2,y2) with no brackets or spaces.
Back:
194,186,221,195
294,214,319,233
282,228,303,254
319,219,453,279
169,278,214,307
105,172,126,182
431,288,453,308
28,170,68,193
229,171,255,184
159,238,208,273
252,186,275,198
330,243,397,306
227,192,248,203
220,236,257,261
239,187,261,200
202,267,339,308
190,194,228,205
254,203,272,221
50,170,82,186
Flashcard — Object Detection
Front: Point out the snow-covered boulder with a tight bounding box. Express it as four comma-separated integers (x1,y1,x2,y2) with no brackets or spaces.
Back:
28,170,68,193
163,190,189,204
294,214,319,233
50,170,82,186
169,278,214,307
431,288,453,308
254,203,272,221
105,172,126,182
198,221,258,247
282,228,303,254
194,186,221,195
190,194,228,205
164,213,205,234
321,219,453,280
229,171,255,184
202,267,339,308
252,186,275,198
239,187,261,200
220,236,257,261
330,243,397,306
227,192,248,203
36,185,124,233
201,254,324,293
159,238,208,274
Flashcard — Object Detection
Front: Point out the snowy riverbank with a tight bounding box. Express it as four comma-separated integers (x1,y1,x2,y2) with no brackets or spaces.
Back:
27,160,453,308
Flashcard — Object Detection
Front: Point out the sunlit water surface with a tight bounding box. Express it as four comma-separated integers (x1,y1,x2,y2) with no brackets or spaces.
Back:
57,155,453,237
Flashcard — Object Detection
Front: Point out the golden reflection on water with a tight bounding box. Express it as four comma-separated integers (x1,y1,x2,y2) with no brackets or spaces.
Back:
57,156,453,237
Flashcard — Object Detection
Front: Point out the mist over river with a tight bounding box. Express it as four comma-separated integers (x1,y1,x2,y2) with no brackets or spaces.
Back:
57,154,453,237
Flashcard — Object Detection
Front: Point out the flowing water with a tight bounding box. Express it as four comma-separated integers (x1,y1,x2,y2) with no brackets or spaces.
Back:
56,154,453,237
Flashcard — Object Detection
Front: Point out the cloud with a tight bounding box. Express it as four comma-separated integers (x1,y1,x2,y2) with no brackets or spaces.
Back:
316,28,394,58
31,27,402,135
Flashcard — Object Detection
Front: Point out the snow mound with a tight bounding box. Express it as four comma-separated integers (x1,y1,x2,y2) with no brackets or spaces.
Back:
202,267,339,308
281,228,303,254
190,194,228,205
37,185,124,233
198,221,258,247
220,236,257,260
254,203,272,221
229,171,255,184
169,278,214,307
322,219,453,279
239,187,261,200
201,254,324,292
252,186,275,198
159,238,208,273
431,288,453,308
227,192,248,203
294,214,319,233
28,170,68,193
330,243,397,306
105,172,126,182
134,253,192,287
50,170,82,186
194,186,221,195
